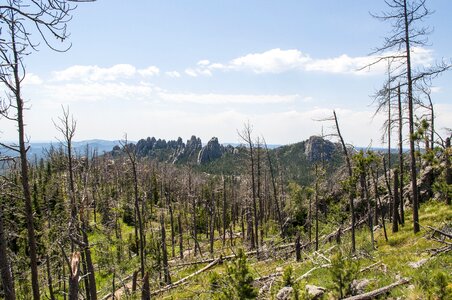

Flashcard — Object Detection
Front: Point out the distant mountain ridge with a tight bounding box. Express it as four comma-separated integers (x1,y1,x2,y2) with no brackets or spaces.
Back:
0,139,120,160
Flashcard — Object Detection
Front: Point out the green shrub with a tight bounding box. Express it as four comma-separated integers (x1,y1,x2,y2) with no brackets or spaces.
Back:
222,248,258,299
330,249,359,298
283,266,294,287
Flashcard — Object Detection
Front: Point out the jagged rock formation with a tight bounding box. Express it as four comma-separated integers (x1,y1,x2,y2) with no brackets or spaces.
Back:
304,135,336,162
197,137,224,164
171,135,202,164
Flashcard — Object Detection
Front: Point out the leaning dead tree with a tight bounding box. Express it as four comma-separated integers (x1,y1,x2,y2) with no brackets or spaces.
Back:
332,111,356,252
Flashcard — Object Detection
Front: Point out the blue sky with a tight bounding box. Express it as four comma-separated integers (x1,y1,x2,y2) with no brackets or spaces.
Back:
3,1,451,146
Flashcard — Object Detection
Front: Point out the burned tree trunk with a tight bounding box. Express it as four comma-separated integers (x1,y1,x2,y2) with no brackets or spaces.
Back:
397,85,405,223
393,169,400,233
446,138,451,206
142,272,150,300
178,213,184,260
333,111,356,252
69,252,81,300
161,214,171,284
0,206,15,300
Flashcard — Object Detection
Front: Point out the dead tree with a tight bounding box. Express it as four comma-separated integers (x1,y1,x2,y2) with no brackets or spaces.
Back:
371,167,388,242
238,122,258,249
314,164,320,251
141,272,150,300
222,175,227,246
178,213,183,259
209,185,216,256
122,137,145,279
0,2,95,297
160,214,171,285
0,202,15,300
263,138,283,237
393,169,400,233
68,252,81,300
369,0,450,233
333,111,356,252
397,85,405,224
0,15,40,299
54,107,78,250
446,138,451,205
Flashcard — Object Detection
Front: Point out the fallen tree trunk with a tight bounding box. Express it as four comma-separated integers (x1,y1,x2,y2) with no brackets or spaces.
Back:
254,271,282,282
295,264,331,282
427,225,452,239
150,257,222,296
359,261,382,273
343,278,410,300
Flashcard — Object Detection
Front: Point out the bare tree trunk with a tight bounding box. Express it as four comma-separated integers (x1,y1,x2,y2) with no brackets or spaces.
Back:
69,252,80,300
333,110,356,252
257,139,264,246
141,272,150,300
222,175,227,246
446,138,451,205
11,31,40,299
82,219,97,300
315,164,320,251
132,270,138,292
161,214,171,284
46,255,55,300
123,140,145,279
403,0,420,233
393,169,400,233
178,213,184,259
0,206,15,300
210,189,216,255
238,124,258,249
63,258,67,300
361,171,374,249
80,251,90,300
372,169,388,242
295,233,301,262
398,85,405,224
264,140,283,237
383,157,394,223
169,199,175,258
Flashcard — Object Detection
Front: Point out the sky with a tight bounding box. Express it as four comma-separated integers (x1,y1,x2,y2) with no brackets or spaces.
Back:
1,0,451,147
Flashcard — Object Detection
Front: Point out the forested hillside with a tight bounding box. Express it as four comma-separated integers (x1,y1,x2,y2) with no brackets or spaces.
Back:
0,1,451,300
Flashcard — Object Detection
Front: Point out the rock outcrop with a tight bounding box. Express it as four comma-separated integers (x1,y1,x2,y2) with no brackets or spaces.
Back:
171,135,202,164
197,137,224,164
304,136,336,162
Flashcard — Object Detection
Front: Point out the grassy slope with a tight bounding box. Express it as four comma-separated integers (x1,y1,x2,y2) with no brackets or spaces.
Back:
160,200,451,299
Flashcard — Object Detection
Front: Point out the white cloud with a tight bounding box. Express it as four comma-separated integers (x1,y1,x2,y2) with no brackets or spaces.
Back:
229,48,310,73
185,68,198,77
43,82,152,102
158,92,300,104
188,47,434,76
23,73,43,85
53,64,137,82
138,66,160,77
165,71,181,78
52,63,162,82
184,67,212,77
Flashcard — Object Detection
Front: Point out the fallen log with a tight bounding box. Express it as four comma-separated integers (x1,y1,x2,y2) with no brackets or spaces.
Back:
427,225,452,239
295,264,331,282
150,257,222,296
359,261,381,273
342,278,410,300
254,271,282,282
